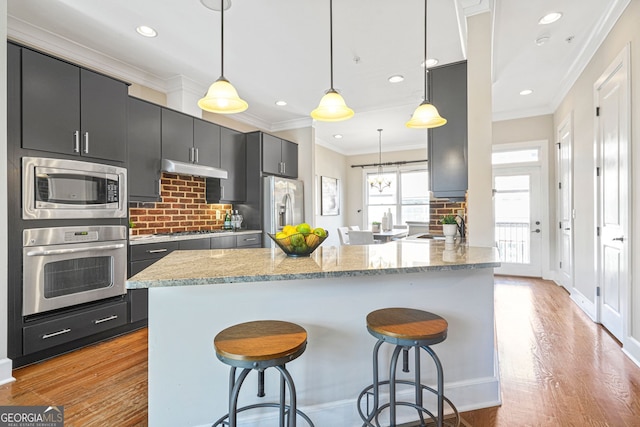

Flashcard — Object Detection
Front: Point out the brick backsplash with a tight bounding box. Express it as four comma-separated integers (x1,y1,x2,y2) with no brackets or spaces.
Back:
428,197,467,236
129,172,232,235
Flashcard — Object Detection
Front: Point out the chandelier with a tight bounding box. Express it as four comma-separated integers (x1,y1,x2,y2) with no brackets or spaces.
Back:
368,129,392,192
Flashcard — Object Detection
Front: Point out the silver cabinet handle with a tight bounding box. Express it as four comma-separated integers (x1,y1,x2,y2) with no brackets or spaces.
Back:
244,238,257,242
195,147,199,163
189,147,194,162
26,243,125,256
83,132,89,154
73,130,80,153
42,329,71,339
94,315,118,324
613,236,625,242
147,248,168,254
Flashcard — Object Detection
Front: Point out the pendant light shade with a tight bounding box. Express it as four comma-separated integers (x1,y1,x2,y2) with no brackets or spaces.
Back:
406,0,446,129
311,89,354,122
198,77,248,114
198,0,248,114
311,0,354,122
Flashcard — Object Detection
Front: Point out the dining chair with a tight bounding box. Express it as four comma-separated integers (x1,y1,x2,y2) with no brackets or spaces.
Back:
348,231,375,245
349,225,361,231
337,227,350,245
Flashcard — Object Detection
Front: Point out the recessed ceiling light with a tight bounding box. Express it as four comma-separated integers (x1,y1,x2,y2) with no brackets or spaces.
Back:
136,25,157,38
421,58,439,68
538,12,562,25
275,100,287,106
333,134,343,139
200,0,232,10
388,75,404,83
535,36,550,46
520,89,533,96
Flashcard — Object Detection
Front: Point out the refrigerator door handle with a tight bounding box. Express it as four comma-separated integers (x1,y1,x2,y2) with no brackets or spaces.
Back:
283,193,293,227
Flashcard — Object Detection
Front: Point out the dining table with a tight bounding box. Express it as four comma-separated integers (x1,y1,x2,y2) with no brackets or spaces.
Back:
371,228,408,243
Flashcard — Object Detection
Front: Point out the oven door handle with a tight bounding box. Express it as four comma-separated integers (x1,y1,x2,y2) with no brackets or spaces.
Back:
26,243,125,257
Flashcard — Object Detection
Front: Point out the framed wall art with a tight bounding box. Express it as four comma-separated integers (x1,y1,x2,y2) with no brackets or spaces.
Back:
321,176,339,216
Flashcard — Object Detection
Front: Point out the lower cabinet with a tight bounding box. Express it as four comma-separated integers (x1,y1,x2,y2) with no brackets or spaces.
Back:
23,302,127,354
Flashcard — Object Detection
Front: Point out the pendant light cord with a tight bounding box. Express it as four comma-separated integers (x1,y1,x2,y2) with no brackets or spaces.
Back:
378,129,383,165
220,0,225,78
423,0,428,103
329,0,334,90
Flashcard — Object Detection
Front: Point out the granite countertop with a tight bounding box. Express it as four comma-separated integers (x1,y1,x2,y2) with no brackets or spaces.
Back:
127,240,500,289
129,229,262,245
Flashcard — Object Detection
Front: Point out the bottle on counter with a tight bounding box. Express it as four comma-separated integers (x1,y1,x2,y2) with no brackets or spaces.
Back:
381,212,388,232
386,208,393,231
224,210,232,230
234,210,243,231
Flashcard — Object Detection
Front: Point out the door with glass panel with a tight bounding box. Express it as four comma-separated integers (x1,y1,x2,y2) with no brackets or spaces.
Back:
493,166,542,276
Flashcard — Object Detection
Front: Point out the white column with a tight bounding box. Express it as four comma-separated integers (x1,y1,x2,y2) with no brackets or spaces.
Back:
466,11,494,247
165,75,207,118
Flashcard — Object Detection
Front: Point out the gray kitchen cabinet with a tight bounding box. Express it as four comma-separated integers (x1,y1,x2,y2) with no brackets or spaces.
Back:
194,118,221,168
428,61,468,200
161,109,221,169
179,239,210,250
250,132,298,178
128,97,161,201
161,109,194,163
21,46,127,162
220,127,246,202
236,233,262,248
211,236,236,249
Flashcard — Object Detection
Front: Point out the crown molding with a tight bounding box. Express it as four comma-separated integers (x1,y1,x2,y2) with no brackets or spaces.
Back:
492,105,553,123
7,15,167,93
272,117,313,132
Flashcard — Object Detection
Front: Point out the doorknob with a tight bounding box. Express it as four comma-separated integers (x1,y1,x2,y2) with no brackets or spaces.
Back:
531,229,541,233
613,236,625,242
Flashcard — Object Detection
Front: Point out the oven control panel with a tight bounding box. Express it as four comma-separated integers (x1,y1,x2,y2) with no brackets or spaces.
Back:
64,230,99,243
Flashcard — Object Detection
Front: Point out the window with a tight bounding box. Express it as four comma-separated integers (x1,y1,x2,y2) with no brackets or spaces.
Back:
365,166,429,226
492,148,539,165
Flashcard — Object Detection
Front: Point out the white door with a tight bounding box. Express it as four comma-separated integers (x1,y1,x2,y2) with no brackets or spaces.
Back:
493,166,542,277
556,118,573,291
596,47,630,341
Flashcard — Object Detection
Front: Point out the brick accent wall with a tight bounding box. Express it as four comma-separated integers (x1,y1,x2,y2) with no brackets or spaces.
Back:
428,197,467,236
129,172,232,236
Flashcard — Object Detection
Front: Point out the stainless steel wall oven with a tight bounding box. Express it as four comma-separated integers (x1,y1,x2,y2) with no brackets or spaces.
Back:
22,156,127,220
23,226,127,316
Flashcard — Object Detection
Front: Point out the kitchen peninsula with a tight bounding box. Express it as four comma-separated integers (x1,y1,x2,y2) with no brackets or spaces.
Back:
127,240,501,427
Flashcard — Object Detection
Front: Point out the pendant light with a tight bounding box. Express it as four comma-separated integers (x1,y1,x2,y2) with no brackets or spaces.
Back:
368,129,392,192
198,0,248,114
406,0,446,128
311,0,354,122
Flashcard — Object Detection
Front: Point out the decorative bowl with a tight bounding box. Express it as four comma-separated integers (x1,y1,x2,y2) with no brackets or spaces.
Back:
268,231,328,257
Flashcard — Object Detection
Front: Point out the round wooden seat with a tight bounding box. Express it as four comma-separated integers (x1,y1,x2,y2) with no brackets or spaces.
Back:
214,320,307,369
366,307,447,346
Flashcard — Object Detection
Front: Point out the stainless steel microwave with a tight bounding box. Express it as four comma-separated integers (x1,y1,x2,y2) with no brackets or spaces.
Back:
22,157,127,220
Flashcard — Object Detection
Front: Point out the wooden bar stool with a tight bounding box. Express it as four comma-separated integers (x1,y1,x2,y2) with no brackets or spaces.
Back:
212,320,314,427
357,308,459,427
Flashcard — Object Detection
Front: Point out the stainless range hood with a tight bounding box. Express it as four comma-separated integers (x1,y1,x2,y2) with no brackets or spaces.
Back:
161,159,228,179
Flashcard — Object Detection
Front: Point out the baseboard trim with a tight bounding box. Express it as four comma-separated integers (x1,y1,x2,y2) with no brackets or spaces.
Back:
194,376,501,426
623,335,640,368
570,288,597,321
0,358,15,386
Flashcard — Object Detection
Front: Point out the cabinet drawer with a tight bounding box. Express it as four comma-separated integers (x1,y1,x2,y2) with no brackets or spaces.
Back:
130,241,179,261
211,236,236,249
179,238,210,250
23,302,128,354
236,234,261,247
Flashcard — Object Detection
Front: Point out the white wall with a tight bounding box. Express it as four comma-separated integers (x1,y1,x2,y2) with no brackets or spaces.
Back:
0,1,14,385
314,144,348,247
553,0,640,362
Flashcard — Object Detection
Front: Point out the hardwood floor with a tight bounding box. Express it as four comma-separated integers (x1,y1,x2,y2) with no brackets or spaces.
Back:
1,276,640,426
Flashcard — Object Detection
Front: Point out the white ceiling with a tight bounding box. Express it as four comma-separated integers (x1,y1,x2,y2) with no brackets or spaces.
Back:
7,0,628,155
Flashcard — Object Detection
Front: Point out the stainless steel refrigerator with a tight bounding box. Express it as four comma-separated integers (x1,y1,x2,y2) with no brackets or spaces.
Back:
263,176,304,247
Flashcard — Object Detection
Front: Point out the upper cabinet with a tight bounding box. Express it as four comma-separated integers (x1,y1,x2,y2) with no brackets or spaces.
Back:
220,128,246,202
128,97,161,201
428,61,468,200
161,109,221,169
248,132,298,178
20,46,127,162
